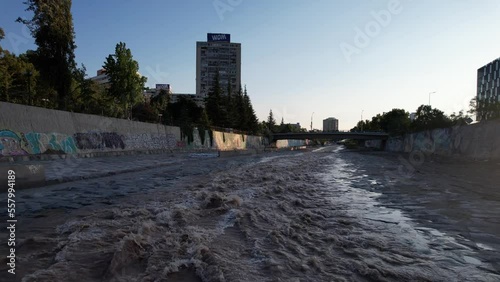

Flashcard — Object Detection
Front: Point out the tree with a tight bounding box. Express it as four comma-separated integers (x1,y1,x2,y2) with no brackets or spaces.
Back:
169,96,203,143
234,85,245,129
205,78,260,133
0,27,5,52
450,110,472,126
469,96,500,122
70,64,94,112
225,81,238,128
17,0,77,110
205,71,228,127
242,86,259,134
411,105,452,132
267,109,276,132
103,42,147,119
132,102,158,123
380,109,410,136
0,48,38,104
151,89,170,114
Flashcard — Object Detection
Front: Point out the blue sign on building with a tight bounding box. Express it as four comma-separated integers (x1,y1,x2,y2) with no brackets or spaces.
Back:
207,33,230,42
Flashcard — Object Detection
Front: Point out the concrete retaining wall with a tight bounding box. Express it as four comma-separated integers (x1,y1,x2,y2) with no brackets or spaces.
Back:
0,102,181,157
386,120,500,160
0,102,282,158
276,139,308,148
212,131,265,151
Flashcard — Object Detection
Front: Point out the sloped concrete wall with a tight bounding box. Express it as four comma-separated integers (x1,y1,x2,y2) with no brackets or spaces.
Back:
212,131,266,151
0,102,272,157
276,139,308,148
0,102,180,156
386,120,500,160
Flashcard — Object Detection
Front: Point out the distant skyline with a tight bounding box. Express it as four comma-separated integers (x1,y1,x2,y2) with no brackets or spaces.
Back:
1,0,500,130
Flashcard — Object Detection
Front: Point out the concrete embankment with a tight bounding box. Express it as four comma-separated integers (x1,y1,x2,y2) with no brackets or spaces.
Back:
0,102,287,159
384,120,500,160
0,102,309,188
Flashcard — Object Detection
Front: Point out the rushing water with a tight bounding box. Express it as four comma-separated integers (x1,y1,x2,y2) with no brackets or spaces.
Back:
3,147,499,281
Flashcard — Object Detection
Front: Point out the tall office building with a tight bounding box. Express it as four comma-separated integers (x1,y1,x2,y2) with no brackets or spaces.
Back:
477,57,500,121
323,117,339,132
196,33,241,98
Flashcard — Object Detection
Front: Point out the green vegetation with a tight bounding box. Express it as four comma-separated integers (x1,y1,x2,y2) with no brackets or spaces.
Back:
468,97,500,122
104,42,147,119
0,45,38,104
350,104,479,136
0,1,263,136
5,1,494,138
204,74,260,134
16,0,77,110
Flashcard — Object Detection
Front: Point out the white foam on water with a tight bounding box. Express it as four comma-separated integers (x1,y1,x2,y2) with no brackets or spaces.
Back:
476,243,495,251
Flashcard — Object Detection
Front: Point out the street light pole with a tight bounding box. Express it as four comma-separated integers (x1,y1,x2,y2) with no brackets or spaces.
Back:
310,112,314,131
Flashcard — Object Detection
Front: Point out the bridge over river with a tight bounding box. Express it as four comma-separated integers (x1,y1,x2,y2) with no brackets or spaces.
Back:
271,131,389,141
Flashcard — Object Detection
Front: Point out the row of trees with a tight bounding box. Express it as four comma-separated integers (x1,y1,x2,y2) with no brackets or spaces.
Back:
264,109,305,134
349,101,494,136
0,28,38,105
0,0,144,118
205,73,260,134
0,0,264,136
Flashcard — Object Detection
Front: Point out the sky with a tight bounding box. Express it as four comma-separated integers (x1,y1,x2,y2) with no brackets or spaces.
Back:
1,0,500,130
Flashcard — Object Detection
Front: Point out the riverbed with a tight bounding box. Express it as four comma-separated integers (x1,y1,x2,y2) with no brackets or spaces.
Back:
1,146,499,281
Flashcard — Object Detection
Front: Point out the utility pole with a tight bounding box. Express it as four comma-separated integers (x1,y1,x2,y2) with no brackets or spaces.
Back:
310,112,314,131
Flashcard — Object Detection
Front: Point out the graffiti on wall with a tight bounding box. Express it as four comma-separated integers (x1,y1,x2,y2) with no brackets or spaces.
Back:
276,139,306,148
123,133,177,150
74,132,125,150
25,132,77,154
0,130,179,157
211,131,265,150
0,130,28,156
0,130,77,156
1,127,269,157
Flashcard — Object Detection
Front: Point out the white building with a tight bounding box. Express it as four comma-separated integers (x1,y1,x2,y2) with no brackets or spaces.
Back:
323,117,339,132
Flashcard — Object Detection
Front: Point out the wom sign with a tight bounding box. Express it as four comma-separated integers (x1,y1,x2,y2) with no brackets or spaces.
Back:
208,33,231,42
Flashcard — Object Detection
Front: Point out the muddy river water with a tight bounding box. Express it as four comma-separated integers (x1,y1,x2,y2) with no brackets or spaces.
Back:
1,146,499,281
